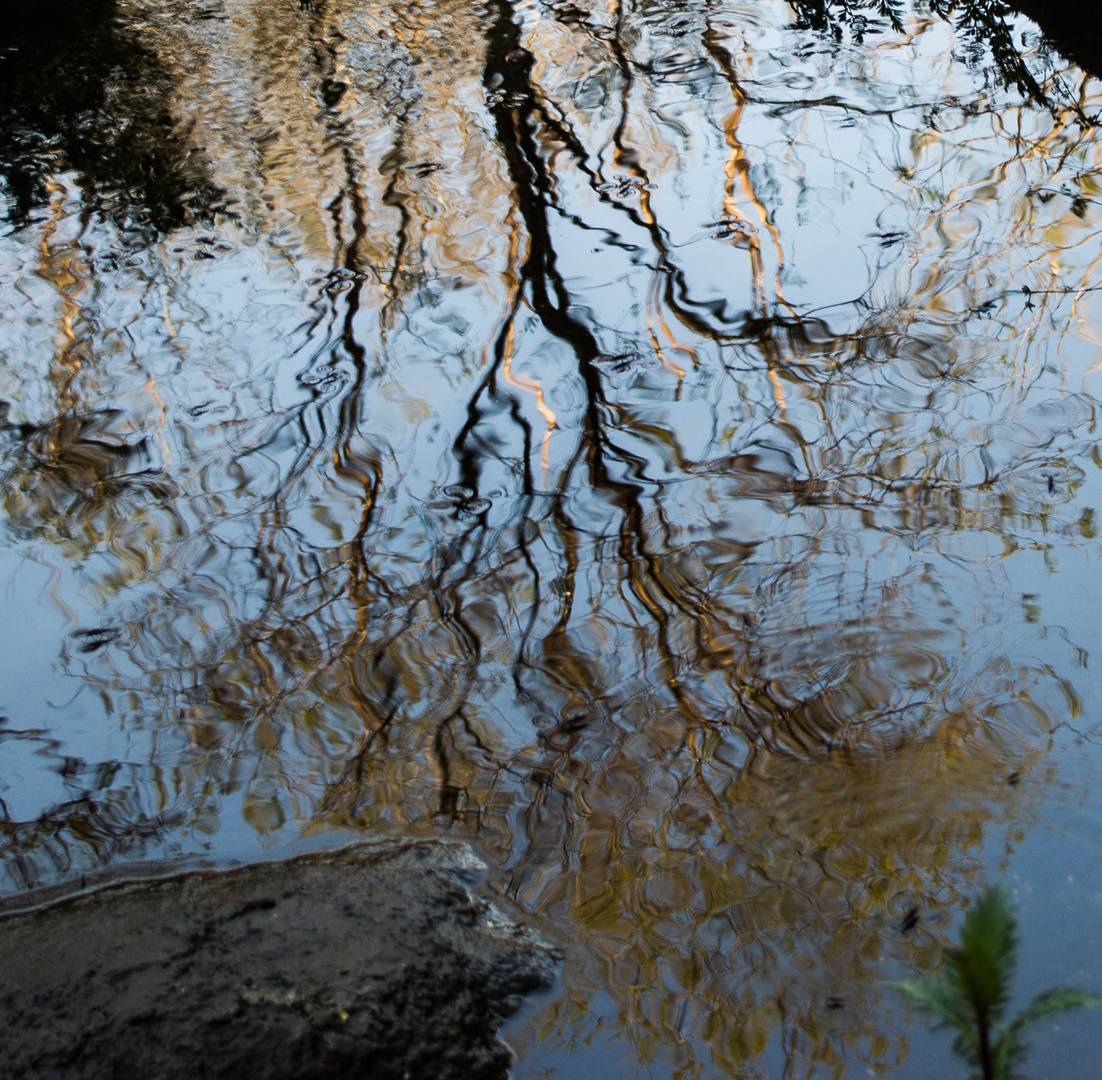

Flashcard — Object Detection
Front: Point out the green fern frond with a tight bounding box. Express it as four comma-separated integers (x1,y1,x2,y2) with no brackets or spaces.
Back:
890,976,974,1032
890,884,1099,1080
945,882,1018,1025
1010,985,1102,1031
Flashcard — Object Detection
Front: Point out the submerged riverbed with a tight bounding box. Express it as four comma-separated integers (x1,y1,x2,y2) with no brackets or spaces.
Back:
2,0,1102,1074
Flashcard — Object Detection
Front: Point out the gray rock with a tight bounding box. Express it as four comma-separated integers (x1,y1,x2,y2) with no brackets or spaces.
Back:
0,840,558,1080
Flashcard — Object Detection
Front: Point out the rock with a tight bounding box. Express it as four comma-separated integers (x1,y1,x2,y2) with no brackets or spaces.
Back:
0,840,558,1080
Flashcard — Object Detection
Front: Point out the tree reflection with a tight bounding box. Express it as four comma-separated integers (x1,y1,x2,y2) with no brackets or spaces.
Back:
0,0,1100,1075
0,0,220,233
792,0,1077,113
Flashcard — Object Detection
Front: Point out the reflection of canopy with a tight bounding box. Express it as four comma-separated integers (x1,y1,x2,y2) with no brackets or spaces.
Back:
789,0,1086,111
0,0,220,232
0,0,1100,1074
1004,0,1102,81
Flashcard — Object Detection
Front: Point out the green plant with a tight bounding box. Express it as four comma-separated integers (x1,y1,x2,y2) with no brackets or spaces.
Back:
892,883,1101,1080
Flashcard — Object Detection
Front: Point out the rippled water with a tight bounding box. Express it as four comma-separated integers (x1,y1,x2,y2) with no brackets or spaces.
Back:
3,0,1102,1074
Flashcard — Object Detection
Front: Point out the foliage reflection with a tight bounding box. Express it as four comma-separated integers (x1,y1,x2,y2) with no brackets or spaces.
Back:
1,0,1101,1074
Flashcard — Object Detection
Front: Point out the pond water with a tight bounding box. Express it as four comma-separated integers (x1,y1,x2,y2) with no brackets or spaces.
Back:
3,0,1102,1074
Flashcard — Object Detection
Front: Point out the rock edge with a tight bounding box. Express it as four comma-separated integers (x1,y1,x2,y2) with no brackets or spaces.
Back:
0,839,559,1080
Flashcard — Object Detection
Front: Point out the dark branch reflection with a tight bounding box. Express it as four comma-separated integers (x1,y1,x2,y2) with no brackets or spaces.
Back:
0,0,221,233
1,0,1101,1074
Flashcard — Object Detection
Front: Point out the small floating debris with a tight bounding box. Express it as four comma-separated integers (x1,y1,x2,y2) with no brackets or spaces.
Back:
309,266,369,293
706,216,757,246
1009,461,1083,499
296,367,350,391
427,484,494,518
593,350,658,376
70,626,122,654
597,174,657,199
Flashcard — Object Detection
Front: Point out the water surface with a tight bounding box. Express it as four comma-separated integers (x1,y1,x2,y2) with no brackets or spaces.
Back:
2,0,1102,1074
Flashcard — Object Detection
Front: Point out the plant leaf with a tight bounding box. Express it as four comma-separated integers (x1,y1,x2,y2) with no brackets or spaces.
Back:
944,882,1018,1028
891,976,978,1058
987,985,1102,1080
989,1024,1028,1080
1009,985,1102,1032
889,885,1097,1080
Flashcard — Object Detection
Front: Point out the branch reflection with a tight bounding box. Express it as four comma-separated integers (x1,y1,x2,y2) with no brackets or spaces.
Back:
1,0,1101,1073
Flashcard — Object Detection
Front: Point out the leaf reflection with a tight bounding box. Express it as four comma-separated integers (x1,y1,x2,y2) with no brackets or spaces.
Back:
0,0,1100,1074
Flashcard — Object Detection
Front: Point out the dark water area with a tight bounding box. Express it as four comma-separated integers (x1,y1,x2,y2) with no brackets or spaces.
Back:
1,0,1102,1075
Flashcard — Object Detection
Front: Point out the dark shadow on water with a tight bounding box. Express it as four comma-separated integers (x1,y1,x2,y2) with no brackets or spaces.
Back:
1010,0,1102,80
0,0,221,235
0,0,1094,237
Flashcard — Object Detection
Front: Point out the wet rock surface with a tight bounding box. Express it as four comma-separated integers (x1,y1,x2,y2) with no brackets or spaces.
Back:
0,840,558,1080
